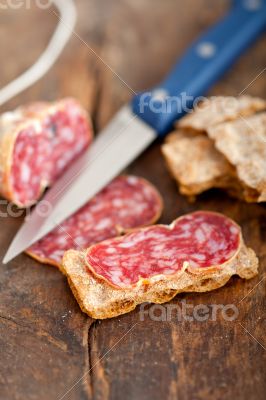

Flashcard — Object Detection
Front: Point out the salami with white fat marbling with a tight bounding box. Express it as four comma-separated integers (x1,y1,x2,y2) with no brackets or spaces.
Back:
26,176,163,266
85,211,241,288
0,98,92,207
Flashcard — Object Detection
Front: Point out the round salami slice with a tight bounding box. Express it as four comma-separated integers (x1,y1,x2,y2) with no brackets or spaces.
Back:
85,211,241,288
26,176,163,266
0,98,93,207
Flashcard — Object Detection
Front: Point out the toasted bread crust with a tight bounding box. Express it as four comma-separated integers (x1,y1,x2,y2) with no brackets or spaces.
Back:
161,130,243,198
162,96,266,202
61,240,258,319
207,112,266,202
178,95,266,131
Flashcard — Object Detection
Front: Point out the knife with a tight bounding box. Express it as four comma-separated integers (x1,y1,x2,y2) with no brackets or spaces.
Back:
3,0,266,264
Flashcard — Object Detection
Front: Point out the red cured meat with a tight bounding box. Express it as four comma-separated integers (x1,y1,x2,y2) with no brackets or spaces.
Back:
26,176,163,266
85,211,241,288
0,98,92,207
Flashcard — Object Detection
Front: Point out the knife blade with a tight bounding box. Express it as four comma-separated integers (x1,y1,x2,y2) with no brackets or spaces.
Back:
3,0,266,263
3,106,155,263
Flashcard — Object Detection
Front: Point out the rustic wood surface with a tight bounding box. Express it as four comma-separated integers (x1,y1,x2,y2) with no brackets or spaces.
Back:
0,1,265,399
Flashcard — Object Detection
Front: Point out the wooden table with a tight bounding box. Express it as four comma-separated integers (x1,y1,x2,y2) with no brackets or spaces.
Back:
0,1,265,399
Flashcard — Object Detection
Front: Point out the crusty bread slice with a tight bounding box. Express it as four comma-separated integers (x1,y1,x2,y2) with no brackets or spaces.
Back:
161,130,261,202
207,112,266,202
178,95,266,131
162,96,266,202
161,130,243,199
61,240,258,319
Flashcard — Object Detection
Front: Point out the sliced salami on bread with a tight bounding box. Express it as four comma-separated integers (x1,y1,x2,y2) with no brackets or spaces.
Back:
61,211,258,319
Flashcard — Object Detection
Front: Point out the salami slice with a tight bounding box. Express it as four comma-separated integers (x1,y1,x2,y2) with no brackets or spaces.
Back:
61,211,258,319
0,98,93,207
26,176,163,266
85,211,241,288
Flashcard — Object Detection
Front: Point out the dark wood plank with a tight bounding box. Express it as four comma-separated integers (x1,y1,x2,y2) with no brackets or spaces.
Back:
0,3,99,399
0,1,265,399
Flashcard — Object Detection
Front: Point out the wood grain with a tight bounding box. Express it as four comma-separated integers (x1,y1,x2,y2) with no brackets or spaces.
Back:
0,1,265,399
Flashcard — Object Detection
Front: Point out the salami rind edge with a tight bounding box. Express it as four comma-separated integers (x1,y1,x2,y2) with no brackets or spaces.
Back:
26,176,163,267
0,98,93,207
61,211,258,319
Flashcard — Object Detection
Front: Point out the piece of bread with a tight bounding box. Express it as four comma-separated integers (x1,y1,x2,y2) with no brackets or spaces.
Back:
162,96,266,202
207,112,266,202
61,212,258,319
161,130,243,199
61,244,257,319
179,95,266,131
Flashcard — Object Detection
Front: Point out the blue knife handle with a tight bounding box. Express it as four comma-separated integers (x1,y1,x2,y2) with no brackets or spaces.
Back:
132,0,266,136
